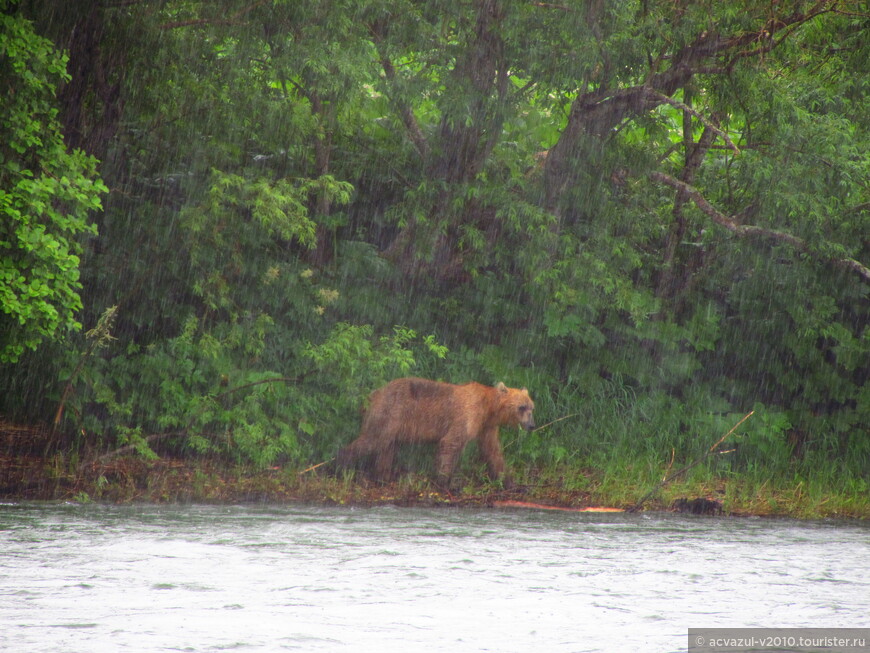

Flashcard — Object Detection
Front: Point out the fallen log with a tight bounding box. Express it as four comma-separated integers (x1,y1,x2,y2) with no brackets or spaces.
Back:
494,500,623,513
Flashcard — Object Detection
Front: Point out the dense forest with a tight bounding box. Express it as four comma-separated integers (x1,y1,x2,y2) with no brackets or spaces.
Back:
2,0,868,501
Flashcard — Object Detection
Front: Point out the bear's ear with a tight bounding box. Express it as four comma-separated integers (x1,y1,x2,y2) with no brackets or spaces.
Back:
521,387,528,392
496,382,507,393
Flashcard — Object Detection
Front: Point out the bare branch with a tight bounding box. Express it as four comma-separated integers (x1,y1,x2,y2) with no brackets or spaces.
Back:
367,21,430,161
531,2,574,10
545,1,842,201
159,0,268,30
648,91,740,154
650,171,870,284
378,56,431,160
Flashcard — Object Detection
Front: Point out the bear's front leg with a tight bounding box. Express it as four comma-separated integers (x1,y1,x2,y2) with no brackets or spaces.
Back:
435,438,465,490
478,427,512,488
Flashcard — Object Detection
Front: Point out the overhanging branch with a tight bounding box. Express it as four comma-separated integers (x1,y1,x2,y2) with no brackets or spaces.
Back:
159,0,268,29
544,1,844,206
378,56,430,160
648,91,740,154
368,20,430,161
650,171,870,284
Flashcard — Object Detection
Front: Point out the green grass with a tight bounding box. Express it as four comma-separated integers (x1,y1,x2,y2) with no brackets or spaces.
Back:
3,447,868,518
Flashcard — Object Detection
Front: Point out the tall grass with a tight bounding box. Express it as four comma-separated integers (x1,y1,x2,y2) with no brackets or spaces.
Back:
505,387,868,518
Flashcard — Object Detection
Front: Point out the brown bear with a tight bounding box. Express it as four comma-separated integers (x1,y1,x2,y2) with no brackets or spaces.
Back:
337,377,535,487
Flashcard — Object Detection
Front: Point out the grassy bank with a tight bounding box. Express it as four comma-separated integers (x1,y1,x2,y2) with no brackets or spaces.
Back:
2,419,866,517
578,462,870,520
1,451,867,519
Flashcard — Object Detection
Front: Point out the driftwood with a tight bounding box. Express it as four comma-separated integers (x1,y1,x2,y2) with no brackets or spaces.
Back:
494,500,622,513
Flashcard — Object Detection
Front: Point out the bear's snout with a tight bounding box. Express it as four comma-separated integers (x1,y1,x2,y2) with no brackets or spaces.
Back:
521,414,535,431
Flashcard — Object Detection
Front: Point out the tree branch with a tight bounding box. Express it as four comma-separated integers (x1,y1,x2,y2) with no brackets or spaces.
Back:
544,2,840,205
657,119,719,300
648,91,740,154
159,0,268,29
367,19,430,161
650,171,870,284
378,55,431,160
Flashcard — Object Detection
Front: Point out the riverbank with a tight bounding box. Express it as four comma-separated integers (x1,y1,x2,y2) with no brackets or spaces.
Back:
2,419,866,517
1,450,867,519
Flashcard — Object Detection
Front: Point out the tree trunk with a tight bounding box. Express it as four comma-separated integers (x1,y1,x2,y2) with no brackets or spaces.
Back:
384,0,508,283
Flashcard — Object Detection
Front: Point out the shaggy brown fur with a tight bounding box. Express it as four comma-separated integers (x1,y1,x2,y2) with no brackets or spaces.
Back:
337,378,535,486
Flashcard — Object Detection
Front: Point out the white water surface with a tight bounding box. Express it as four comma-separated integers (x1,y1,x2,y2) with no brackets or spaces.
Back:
1,502,868,652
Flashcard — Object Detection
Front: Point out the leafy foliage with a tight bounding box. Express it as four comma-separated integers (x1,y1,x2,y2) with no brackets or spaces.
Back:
1,0,867,485
0,6,106,362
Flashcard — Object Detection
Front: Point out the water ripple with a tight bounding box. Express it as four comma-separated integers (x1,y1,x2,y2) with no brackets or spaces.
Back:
0,503,868,652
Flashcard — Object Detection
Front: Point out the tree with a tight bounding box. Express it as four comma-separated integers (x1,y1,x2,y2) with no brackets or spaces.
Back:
1,0,867,479
530,0,869,459
0,4,106,363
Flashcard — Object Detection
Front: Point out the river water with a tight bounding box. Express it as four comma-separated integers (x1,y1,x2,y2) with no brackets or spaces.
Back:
1,503,868,652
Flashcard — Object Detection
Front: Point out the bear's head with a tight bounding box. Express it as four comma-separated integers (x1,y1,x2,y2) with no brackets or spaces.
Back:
496,382,535,431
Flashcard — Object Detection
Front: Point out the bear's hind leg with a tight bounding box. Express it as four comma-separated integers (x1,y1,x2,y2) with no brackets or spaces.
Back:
336,434,378,471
